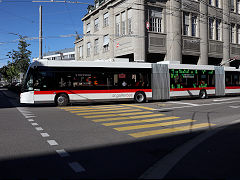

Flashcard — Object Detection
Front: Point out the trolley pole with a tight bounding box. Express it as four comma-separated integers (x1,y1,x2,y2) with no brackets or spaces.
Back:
39,5,43,59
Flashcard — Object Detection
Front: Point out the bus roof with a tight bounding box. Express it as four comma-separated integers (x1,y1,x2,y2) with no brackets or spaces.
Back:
30,60,239,71
30,60,152,69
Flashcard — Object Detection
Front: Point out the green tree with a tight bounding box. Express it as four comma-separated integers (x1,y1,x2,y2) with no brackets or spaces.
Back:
7,35,31,73
2,35,32,82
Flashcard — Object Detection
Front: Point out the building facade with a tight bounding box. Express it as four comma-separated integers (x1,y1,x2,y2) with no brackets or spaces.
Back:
34,48,75,61
75,0,240,66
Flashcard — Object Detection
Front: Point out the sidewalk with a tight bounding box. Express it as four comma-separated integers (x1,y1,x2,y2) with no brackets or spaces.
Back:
141,120,240,179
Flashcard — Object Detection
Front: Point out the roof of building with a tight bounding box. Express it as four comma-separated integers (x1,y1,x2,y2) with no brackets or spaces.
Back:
43,48,75,56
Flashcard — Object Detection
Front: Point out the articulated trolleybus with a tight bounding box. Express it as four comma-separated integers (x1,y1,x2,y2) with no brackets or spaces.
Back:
20,60,240,106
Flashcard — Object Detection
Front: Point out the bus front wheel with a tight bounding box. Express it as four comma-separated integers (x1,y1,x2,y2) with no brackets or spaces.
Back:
199,89,208,99
134,91,146,103
55,93,69,106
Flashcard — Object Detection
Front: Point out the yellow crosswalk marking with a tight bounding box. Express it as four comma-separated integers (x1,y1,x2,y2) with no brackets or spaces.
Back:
129,123,215,138
93,113,165,122
69,107,133,113
114,119,196,131
60,105,124,110
102,116,180,126
121,104,155,110
84,111,153,118
76,109,141,115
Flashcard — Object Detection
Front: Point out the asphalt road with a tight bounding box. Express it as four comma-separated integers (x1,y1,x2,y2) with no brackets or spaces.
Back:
1,88,240,179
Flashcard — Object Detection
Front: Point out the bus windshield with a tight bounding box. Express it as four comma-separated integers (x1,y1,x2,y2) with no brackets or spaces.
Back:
22,67,34,92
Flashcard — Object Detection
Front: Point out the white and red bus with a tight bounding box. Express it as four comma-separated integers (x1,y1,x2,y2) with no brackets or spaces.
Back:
20,60,240,106
20,60,152,106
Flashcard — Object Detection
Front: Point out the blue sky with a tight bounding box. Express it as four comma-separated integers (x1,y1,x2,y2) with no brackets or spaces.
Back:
0,0,93,68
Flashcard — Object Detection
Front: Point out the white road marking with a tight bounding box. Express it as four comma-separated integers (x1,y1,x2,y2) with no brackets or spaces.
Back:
213,97,240,102
69,162,85,173
31,123,38,126
140,119,240,179
35,127,44,131
229,106,240,108
56,149,70,157
167,101,199,106
155,100,240,111
47,140,58,146
40,133,50,137
25,116,36,118
16,106,87,173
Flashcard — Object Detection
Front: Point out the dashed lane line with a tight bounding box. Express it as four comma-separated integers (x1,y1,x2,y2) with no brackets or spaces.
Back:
83,111,153,118
69,162,85,173
129,123,215,138
102,116,180,126
114,119,196,131
47,140,59,146
93,113,166,122
56,149,70,157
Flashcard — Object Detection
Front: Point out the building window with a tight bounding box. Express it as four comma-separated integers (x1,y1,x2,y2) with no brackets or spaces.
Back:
237,0,240,14
237,25,240,44
103,12,109,27
183,12,190,36
103,35,109,52
87,42,91,57
215,0,219,8
86,23,90,34
209,18,214,40
191,15,197,37
94,39,99,55
94,18,99,32
116,14,120,37
216,19,221,41
231,24,236,43
209,0,212,5
149,9,162,33
121,11,126,35
78,46,83,59
231,0,235,12
127,9,133,34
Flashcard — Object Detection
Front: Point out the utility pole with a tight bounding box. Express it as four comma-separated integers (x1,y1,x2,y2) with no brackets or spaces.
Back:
39,5,42,59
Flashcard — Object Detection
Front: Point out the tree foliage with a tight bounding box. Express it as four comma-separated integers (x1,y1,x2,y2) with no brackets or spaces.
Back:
0,35,31,83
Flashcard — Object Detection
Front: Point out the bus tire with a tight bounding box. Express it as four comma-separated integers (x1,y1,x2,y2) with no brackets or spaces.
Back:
55,93,69,106
134,91,146,103
199,89,208,99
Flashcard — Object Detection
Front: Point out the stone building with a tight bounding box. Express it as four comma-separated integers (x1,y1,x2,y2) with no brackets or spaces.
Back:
75,0,240,66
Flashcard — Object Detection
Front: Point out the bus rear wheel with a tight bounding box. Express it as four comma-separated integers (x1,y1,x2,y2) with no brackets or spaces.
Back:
199,89,208,99
134,91,146,103
55,93,69,106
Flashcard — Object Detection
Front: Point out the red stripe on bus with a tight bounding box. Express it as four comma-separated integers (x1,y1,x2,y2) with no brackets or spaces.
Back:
34,89,152,95
170,87,215,91
226,86,240,89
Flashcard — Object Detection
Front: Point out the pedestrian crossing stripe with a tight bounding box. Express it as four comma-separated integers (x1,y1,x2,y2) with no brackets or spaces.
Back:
83,111,154,118
102,116,180,126
69,107,133,113
60,105,125,110
129,123,216,138
114,119,196,131
76,109,142,115
93,113,165,122
121,104,155,110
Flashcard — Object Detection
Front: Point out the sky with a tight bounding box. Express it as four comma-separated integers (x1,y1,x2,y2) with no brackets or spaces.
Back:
0,0,93,68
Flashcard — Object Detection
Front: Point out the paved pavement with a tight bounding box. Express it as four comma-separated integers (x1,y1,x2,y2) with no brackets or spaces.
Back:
2,88,240,179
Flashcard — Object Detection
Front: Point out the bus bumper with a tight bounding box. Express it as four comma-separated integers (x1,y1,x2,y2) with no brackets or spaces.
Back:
20,91,34,104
